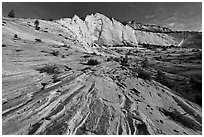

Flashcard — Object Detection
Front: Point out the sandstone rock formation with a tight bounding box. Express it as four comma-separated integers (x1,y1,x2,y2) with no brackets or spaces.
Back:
2,13,202,135
57,13,177,48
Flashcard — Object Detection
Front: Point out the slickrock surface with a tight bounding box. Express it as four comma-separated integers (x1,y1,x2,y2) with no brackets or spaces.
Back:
2,14,202,135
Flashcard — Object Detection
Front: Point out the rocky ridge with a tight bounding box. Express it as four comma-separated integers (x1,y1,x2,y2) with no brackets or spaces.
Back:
57,13,177,48
123,20,173,33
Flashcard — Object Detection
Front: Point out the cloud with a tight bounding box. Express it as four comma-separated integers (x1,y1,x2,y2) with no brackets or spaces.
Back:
144,14,155,19
167,22,176,27
166,16,177,21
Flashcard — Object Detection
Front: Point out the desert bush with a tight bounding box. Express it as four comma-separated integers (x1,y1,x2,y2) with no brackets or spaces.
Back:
121,55,129,67
138,68,152,80
49,18,53,21
14,34,18,38
155,70,166,83
86,59,99,65
36,64,60,74
141,58,148,68
106,56,112,62
14,34,21,40
130,67,139,77
155,70,174,88
51,50,59,56
8,10,15,18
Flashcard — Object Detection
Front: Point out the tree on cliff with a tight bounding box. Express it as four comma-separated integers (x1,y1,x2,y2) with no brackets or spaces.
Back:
8,10,15,18
34,20,40,30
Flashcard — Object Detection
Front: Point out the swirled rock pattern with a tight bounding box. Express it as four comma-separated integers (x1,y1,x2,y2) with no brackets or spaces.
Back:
2,14,202,135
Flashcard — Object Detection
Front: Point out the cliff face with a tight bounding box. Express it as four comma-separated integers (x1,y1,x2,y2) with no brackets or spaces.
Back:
57,13,177,47
57,13,138,47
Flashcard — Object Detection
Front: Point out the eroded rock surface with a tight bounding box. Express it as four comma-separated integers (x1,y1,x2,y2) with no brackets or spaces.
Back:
57,13,177,47
2,14,202,135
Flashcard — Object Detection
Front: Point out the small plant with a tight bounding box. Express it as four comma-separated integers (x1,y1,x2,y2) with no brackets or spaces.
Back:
51,50,59,56
86,59,99,65
14,34,18,38
34,20,40,30
14,34,20,40
155,70,166,83
8,10,15,18
36,64,60,74
141,58,148,68
137,68,152,80
120,55,129,67
49,18,53,21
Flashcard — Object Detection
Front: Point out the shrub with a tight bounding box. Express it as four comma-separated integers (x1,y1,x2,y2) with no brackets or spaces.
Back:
86,59,99,65
14,34,18,38
49,18,53,21
131,67,139,77
51,50,59,56
138,69,152,80
155,70,174,88
8,10,15,18
36,64,60,74
14,34,20,40
141,58,148,68
121,55,129,67
106,57,112,62
155,70,166,83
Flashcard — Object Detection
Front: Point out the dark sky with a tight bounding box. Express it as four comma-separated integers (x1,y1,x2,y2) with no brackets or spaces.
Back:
2,2,202,31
